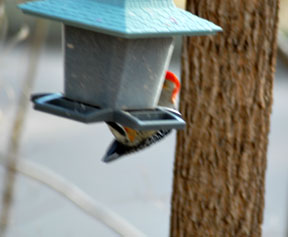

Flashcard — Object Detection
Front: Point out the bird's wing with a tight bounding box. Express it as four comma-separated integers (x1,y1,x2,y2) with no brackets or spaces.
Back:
102,129,172,163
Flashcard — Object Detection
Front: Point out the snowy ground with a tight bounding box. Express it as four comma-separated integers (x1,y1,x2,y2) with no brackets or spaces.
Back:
0,43,287,236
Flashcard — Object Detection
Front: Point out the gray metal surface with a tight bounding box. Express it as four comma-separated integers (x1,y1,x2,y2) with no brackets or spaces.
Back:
31,93,185,130
113,108,185,130
64,25,174,109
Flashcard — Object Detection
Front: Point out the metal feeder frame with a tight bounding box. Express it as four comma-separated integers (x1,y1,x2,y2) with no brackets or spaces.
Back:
19,0,222,130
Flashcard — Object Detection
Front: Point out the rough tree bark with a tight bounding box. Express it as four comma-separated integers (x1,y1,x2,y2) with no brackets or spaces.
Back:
170,0,279,236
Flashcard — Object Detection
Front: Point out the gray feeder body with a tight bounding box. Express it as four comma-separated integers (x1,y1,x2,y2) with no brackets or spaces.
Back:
18,0,222,130
64,25,174,109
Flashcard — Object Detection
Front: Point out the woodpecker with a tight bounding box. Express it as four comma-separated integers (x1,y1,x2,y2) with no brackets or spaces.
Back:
102,71,181,163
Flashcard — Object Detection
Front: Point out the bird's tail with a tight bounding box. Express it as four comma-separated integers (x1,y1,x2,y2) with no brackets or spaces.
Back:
102,140,132,163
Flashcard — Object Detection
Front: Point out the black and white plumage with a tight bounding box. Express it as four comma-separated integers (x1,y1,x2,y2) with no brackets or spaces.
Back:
103,128,172,162
102,71,180,163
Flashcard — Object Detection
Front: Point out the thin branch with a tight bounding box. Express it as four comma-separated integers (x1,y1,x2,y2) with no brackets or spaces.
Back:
0,19,48,236
1,25,30,57
10,159,145,237
0,0,8,44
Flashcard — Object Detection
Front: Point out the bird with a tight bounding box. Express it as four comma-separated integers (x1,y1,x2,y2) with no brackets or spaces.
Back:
102,71,181,163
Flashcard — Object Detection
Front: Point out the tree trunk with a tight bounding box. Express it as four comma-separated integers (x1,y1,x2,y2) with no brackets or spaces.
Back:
170,0,279,236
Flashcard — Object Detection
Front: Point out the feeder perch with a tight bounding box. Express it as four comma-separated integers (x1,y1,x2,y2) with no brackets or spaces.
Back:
19,0,222,130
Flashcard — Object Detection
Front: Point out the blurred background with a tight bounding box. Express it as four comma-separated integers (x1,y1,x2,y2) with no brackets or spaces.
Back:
0,0,287,236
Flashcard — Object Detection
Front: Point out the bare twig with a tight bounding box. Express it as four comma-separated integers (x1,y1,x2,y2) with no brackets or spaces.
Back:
0,19,48,236
0,0,8,44
1,25,30,57
7,159,145,237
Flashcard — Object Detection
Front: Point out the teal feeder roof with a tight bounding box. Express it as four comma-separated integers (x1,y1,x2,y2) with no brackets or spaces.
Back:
19,0,222,38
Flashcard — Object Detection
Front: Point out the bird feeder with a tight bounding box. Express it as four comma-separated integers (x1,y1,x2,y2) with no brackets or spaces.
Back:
18,0,222,130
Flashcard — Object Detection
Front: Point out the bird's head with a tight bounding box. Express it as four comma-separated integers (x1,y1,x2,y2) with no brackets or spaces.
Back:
158,71,181,107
